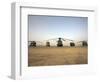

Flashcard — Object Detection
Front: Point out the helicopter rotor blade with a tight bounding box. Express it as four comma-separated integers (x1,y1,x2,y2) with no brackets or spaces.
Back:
46,38,58,41
61,38,66,41
61,38,74,42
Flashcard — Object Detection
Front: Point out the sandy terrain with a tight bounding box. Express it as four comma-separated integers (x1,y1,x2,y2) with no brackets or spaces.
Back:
28,47,88,66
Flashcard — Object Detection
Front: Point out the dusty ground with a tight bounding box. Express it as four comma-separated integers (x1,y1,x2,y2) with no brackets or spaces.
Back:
28,47,88,66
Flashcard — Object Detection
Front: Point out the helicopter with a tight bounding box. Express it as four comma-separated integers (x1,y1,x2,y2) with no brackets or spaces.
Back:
46,41,50,47
28,41,43,47
77,41,88,46
28,41,36,47
46,37,75,47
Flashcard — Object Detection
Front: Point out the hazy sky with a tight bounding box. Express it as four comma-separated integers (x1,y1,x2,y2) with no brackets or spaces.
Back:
28,15,88,41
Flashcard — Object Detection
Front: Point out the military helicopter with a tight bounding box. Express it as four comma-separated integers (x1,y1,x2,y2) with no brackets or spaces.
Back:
77,41,88,46
46,37,75,47
28,41,36,47
46,41,50,47
57,38,63,47
28,41,42,47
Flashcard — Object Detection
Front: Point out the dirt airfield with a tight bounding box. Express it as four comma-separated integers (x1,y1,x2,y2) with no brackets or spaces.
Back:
28,47,88,66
